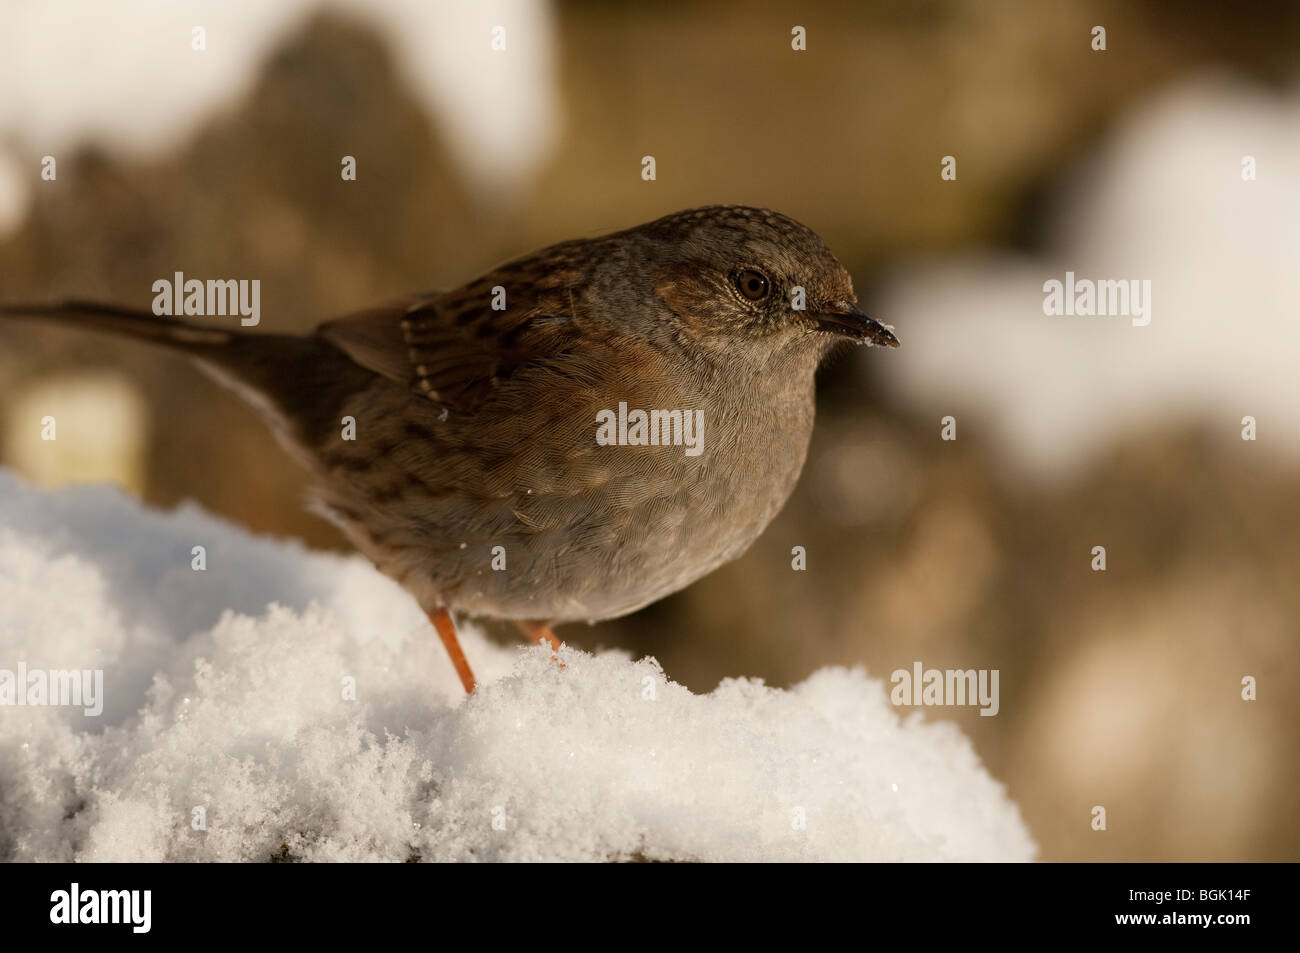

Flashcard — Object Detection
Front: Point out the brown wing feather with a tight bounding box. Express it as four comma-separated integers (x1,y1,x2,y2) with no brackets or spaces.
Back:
315,294,426,384
317,281,587,413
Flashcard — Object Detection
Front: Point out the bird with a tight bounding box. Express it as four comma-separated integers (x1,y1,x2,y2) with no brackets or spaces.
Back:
0,205,898,694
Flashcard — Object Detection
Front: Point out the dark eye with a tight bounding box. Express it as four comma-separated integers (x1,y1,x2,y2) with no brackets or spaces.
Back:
734,269,770,301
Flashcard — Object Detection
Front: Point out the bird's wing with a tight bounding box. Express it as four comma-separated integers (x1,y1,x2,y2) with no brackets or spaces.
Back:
317,285,588,413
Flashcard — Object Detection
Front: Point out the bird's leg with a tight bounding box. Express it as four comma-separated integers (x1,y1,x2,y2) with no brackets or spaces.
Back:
428,608,476,694
516,619,562,654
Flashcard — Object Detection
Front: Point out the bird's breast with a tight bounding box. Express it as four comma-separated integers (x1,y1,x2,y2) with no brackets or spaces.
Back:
449,363,818,622
321,350,819,625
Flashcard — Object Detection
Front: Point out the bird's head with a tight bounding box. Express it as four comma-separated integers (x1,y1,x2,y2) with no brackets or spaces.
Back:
605,206,899,357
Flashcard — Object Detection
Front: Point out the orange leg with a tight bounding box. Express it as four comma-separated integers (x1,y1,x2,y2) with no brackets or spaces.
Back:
516,619,562,653
428,608,476,694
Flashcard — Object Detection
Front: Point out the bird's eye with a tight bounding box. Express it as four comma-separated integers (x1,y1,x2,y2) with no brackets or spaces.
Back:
734,269,770,301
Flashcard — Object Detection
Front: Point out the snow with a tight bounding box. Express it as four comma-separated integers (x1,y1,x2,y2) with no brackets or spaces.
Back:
0,0,559,234
876,73,1300,476
0,470,1035,861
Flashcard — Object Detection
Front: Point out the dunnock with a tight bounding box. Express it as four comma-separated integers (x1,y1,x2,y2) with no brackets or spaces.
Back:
0,205,898,693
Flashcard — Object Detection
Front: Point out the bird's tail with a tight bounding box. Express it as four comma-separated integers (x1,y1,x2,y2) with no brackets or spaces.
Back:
0,299,238,352
0,299,369,451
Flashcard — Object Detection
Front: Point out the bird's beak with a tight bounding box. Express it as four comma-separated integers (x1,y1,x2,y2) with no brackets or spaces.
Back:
809,304,900,347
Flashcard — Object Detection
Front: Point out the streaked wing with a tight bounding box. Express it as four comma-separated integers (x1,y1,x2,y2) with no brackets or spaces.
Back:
317,283,585,413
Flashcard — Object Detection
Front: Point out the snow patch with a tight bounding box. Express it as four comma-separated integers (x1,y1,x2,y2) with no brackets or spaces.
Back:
876,74,1300,476
0,471,1034,861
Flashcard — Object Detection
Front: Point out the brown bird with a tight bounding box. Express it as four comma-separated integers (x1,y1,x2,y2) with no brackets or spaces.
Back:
0,205,897,693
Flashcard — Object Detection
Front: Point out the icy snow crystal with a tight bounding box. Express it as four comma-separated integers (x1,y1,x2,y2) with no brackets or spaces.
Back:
0,471,1035,861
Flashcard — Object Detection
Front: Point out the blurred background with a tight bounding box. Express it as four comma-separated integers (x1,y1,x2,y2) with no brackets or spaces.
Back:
0,0,1297,861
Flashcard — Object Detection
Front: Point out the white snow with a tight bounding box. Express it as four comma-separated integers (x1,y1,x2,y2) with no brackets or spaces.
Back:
875,73,1300,477
0,470,1035,862
0,0,559,234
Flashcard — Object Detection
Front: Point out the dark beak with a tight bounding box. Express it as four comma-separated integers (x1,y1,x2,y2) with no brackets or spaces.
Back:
810,304,899,347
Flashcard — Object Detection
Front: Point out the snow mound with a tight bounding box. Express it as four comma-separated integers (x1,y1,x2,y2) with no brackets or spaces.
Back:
0,471,1035,861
